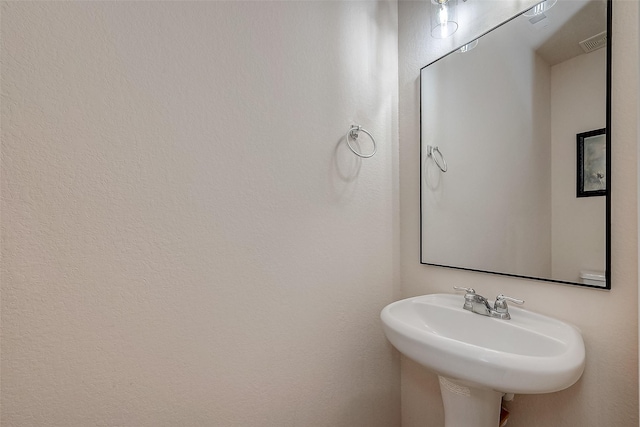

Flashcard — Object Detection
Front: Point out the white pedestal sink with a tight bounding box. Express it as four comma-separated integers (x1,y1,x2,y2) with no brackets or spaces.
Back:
381,293,585,427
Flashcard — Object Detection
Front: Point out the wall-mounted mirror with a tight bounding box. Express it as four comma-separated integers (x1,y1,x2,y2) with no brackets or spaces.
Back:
420,0,611,288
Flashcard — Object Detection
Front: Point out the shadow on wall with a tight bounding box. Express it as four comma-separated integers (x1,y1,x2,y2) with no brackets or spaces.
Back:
330,133,363,202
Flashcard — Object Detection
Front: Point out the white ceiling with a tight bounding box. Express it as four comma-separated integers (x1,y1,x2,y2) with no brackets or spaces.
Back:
516,0,607,66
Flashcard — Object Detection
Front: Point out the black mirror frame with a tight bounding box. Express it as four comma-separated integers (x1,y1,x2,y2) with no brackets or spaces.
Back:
419,0,612,290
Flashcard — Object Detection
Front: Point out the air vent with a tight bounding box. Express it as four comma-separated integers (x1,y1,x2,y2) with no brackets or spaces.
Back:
579,31,607,53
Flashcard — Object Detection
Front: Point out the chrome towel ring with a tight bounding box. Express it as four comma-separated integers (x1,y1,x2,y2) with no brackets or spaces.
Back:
346,125,377,158
427,145,447,172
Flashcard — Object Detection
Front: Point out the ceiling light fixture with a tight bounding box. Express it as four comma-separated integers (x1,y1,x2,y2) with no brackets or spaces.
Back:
523,0,557,17
431,0,458,39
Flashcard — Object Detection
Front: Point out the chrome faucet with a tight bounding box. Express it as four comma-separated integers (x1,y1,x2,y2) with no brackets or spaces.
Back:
453,287,524,320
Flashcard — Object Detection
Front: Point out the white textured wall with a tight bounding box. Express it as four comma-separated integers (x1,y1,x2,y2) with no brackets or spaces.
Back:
399,0,638,426
421,29,552,279
551,49,607,283
1,2,400,426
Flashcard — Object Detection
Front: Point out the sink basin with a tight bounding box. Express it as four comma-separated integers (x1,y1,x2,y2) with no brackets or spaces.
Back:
381,293,585,394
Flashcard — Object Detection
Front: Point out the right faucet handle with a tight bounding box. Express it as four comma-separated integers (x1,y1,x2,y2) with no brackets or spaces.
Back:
494,294,524,312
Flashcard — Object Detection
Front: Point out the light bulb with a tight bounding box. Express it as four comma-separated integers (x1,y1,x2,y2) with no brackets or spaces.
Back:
438,3,449,26
523,0,558,17
530,3,544,15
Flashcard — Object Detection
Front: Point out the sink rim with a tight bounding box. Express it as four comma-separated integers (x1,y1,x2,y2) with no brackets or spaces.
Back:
381,293,586,394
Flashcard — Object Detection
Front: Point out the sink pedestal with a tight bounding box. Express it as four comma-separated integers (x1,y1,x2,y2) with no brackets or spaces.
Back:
439,376,503,427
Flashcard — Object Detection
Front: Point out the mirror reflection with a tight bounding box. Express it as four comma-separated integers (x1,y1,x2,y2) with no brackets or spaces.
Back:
420,0,610,288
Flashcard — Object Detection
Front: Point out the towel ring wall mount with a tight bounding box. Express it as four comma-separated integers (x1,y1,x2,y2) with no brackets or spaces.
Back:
427,145,448,172
346,125,377,158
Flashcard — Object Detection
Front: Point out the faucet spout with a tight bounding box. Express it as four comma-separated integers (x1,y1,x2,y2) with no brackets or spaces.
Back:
469,294,492,316
454,286,491,315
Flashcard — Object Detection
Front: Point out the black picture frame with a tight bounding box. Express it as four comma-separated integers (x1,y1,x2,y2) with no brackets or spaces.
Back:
577,128,606,198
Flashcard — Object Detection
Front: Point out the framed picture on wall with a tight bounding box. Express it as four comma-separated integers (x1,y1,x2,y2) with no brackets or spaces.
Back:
577,128,606,198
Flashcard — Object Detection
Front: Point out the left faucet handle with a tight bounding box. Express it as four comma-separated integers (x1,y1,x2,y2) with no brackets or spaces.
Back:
453,286,475,294
453,287,476,311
